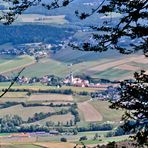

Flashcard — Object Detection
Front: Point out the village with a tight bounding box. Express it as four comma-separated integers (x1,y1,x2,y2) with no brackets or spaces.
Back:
0,70,121,101
0,42,64,59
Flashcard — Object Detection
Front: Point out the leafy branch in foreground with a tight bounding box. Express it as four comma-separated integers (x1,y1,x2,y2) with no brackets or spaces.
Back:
72,0,148,55
1,0,148,55
0,67,25,98
0,0,74,25
110,70,148,146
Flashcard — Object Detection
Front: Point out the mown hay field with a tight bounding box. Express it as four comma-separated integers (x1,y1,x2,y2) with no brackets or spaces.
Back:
78,101,103,122
29,94,73,102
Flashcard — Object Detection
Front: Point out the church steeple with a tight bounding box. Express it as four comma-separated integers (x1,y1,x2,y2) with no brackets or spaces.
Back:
69,72,73,84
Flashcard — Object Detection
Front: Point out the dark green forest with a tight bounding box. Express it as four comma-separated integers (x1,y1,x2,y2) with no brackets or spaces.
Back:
0,25,75,45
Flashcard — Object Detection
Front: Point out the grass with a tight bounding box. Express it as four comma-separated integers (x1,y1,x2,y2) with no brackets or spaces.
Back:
19,58,68,77
129,61,148,69
0,104,55,121
75,135,129,145
93,68,132,80
78,131,110,137
31,113,74,125
73,95,90,102
2,54,146,81
29,94,73,102
0,133,11,136
0,82,99,93
1,92,27,98
0,55,35,74
89,101,124,122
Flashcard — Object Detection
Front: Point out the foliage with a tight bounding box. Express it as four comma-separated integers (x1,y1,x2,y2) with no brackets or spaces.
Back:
110,70,148,145
0,115,23,132
73,0,148,55
77,123,113,132
0,25,74,45
79,136,87,141
60,137,67,142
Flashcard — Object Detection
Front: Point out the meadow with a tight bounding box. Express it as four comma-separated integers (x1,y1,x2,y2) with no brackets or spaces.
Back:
1,51,147,81
16,14,69,25
0,134,129,148
90,101,124,122
0,91,123,124
0,55,35,74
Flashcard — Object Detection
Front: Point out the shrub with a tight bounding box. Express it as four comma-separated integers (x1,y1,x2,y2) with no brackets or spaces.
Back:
60,137,67,142
79,136,87,141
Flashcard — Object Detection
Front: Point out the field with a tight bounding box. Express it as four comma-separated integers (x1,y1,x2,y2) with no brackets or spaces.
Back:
34,142,77,148
0,90,123,124
75,135,129,145
0,55,35,74
0,51,145,147
29,94,73,102
1,51,148,81
78,101,103,122
0,144,40,148
0,134,130,148
0,83,101,93
90,101,124,122
16,14,69,25
0,104,55,121
32,113,74,125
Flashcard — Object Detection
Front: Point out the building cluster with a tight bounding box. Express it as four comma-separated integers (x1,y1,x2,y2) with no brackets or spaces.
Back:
0,75,10,82
0,42,50,57
63,73,89,87
91,86,120,101
83,2,98,6
63,72,112,88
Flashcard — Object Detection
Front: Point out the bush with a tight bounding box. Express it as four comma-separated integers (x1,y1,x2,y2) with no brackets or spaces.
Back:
60,137,67,142
79,136,87,141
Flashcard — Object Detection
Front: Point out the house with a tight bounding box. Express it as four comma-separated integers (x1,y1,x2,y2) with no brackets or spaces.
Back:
49,130,59,135
18,76,30,84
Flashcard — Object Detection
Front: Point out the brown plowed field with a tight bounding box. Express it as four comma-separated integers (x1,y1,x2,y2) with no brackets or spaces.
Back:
78,101,103,122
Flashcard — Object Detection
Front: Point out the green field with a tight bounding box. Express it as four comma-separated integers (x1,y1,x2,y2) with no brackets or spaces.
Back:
93,68,133,80
0,82,101,93
3,56,131,80
1,52,147,80
0,55,35,74
90,101,124,122
0,132,129,147
0,91,123,124
75,135,129,145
